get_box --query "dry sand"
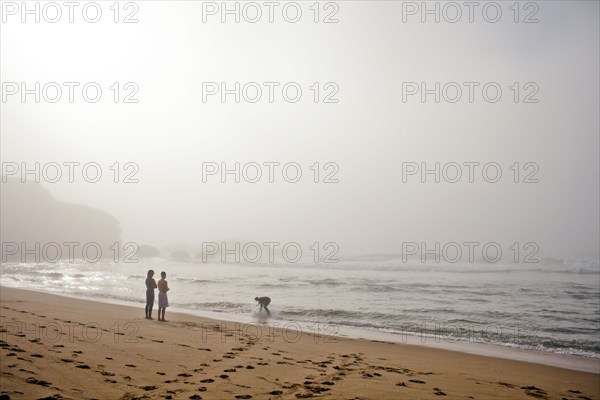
[0,287,598,400]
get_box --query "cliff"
[1,178,122,262]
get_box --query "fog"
[1,1,598,259]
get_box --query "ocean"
[1,256,598,363]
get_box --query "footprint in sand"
[409,379,426,384]
[25,377,51,387]
[567,390,592,400]
[224,369,236,373]
[188,395,202,399]
[75,365,91,369]
[520,386,548,399]
[18,369,36,374]
[219,375,229,379]
[140,385,157,391]
[235,395,252,399]
[498,382,515,388]
[200,379,214,383]
[177,373,193,377]
[282,384,299,389]
[306,386,330,394]
[433,387,447,396]
[125,364,137,368]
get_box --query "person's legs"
[147,293,155,319]
[160,308,166,321]
[145,292,150,318]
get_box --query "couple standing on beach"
[145,270,169,321]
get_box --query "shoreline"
[2,285,598,374]
[1,286,599,400]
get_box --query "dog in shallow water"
[255,296,271,314]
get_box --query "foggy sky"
[1,1,598,258]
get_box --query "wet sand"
[1,287,598,400]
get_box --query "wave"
[176,301,252,313]
[1,258,598,360]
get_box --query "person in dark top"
[255,296,271,315]
[145,269,157,319]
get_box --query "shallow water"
[1,256,598,360]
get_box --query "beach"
[2,1,599,400]
[1,287,598,400]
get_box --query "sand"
[0,287,598,400]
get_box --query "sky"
[1,1,599,258]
